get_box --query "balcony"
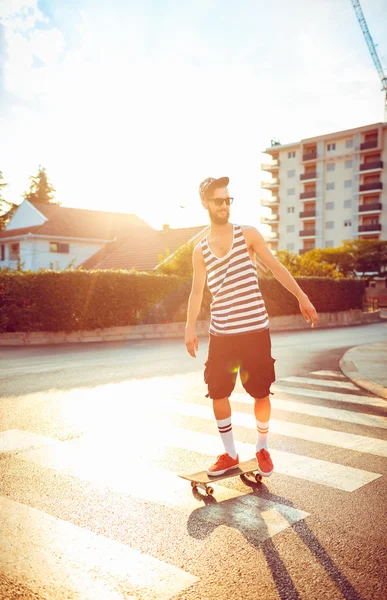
[300,172,317,181]
[261,196,279,207]
[300,228,316,237]
[299,247,315,255]
[360,160,383,171]
[300,210,316,219]
[260,213,279,224]
[360,140,378,151]
[300,190,316,200]
[262,159,280,171]
[262,178,280,189]
[358,224,382,233]
[359,181,383,192]
[359,203,382,213]
[303,151,317,161]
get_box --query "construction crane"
[351,0,387,121]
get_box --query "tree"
[157,243,194,278]
[0,171,18,231]
[276,249,343,278]
[278,240,387,278]
[23,166,58,205]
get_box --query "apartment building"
[260,122,387,254]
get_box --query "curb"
[0,309,382,347]
[340,345,387,400]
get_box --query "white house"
[0,200,208,272]
[0,200,153,271]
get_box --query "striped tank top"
[201,224,269,335]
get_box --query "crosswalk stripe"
[0,495,199,600]
[176,399,387,458]
[271,384,387,409]
[147,427,381,492]
[233,394,387,429]
[310,370,346,379]
[278,376,359,391]
[0,429,57,454]
[12,433,310,543]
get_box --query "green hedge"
[0,270,366,333]
[259,277,366,317]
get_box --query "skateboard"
[179,458,262,496]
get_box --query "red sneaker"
[207,453,239,477]
[256,449,274,477]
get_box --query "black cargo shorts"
[204,328,276,400]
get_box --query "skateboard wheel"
[255,474,262,483]
[206,486,214,496]
[191,481,197,489]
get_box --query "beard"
[209,209,229,225]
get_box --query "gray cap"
[199,176,229,201]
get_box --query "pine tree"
[0,171,17,231]
[23,166,58,205]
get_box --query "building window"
[288,151,296,159]
[345,139,353,148]
[344,220,352,227]
[50,242,70,253]
[287,225,295,233]
[287,188,295,196]
[0,244,5,261]
[287,207,295,213]
[345,159,353,168]
[10,243,20,260]
[327,163,335,172]
[326,182,335,190]
[325,221,334,229]
[287,243,294,251]
[344,180,352,188]
[344,199,352,209]
[326,202,334,210]
[327,143,336,151]
[325,241,334,248]
[287,169,296,178]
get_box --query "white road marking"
[0,429,58,454]
[272,398,387,429]
[0,495,199,600]
[232,393,387,429]
[278,376,359,391]
[177,399,387,458]
[152,427,381,492]
[271,385,387,409]
[310,370,346,379]
[14,436,309,542]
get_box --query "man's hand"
[298,294,319,328]
[185,327,198,357]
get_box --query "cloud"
[0,0,386,228]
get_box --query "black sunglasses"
[210,197,234,207]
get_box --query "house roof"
[0,225,42,239]
[0,201,152,241]
[29,202,152,239]
[82,224,208,271]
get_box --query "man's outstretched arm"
[185,244,207,357]
[244,226,319,328]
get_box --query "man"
[185,176,318,478]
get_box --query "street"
[0,321,387,600]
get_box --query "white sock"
[256,420,269,451]
[216,417,237,459]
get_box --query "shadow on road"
[186,483,365,600]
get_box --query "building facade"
[261,122,387,254]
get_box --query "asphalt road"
[0,321,386,600]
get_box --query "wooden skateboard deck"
[179,458,262,496]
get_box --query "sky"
[0,0,386,230]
